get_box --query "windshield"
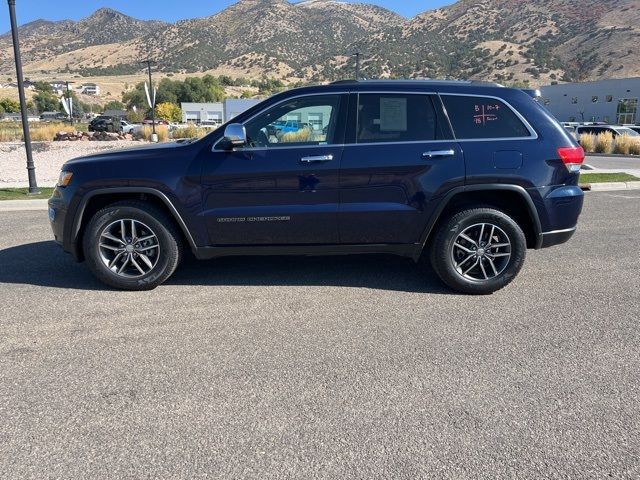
[615,127,640,137]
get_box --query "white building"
[49,82,67,95]
[181,102,224,125]
[540,77,639,124]
[224,99,261,121]
[79,83,100,96]
[181,99,262,125]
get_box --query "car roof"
[267,79,529,102]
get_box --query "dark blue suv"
[48,80,585,294]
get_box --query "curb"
[581,181,640,192]
[585,153,640,159]
[0,199,49,211]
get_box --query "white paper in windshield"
[380,97,407,132]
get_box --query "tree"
[156,102,182,123]
[127,109,145,123]
[252,77,285,95]
[123,76,227,112]
[122,82,148,110]
[33,91,60,113]
[33,81,53,93]
[0,98,21,113]
[103,100,124,111]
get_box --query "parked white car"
[575,125,640,138]
[120,121,138,134]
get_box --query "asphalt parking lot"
[1,192,639,479]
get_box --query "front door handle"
[301,154,334,163]
[422,149,455,159]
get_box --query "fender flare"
[69,187,198,253]
[417,184,544,257]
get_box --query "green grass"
[579,173,640,183]
[0,187,55,200]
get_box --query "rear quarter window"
[442,95,532,139]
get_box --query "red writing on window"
[473,104,500,126]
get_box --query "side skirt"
[193,243,422,261]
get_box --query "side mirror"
[222,123,247,149]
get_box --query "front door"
[201,94,348,246]
[339,92,465,245]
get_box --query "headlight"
[57,171,73,187]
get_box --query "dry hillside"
[0,0,638,87]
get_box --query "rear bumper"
[530,185,583,249]
[540,226,576,248]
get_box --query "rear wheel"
[429,208,526,295]
[83,201,183,290]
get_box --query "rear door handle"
[301,154,334,163]
[422,149,456,159]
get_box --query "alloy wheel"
[98,219,160,278]
[450,223,512,282]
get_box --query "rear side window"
[357,94,442,143]
[442,95,531,139]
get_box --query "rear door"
[338,92,464,244]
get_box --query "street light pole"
[140,59,157,139]
[7,0,39,194]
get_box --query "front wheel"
[83,201,183,290]
[429,208,527,295]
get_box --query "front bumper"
[48,188,71,250]
[48,202,65,244]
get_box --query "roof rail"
[330,79,502,87]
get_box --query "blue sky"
[1,1,454,33]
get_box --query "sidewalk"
[0,199,49,211]
[584,154,640,177]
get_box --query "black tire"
[429,208,527,295]
[83,201,183,291]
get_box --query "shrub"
[613,134,634,155]
[594,131,614,154]
[30,124,65,142]
[629,138,640,156]
[172,124,207,139]
[0,121,87,142]
[138,125,169,142]
[579,133,595,153]
[280,128,312,143]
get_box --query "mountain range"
[1,0,639,86]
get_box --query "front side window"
[441,95,531,140]
[356,93,442,144]
[243,95,342,148]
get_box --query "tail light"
[557,146,585,173]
